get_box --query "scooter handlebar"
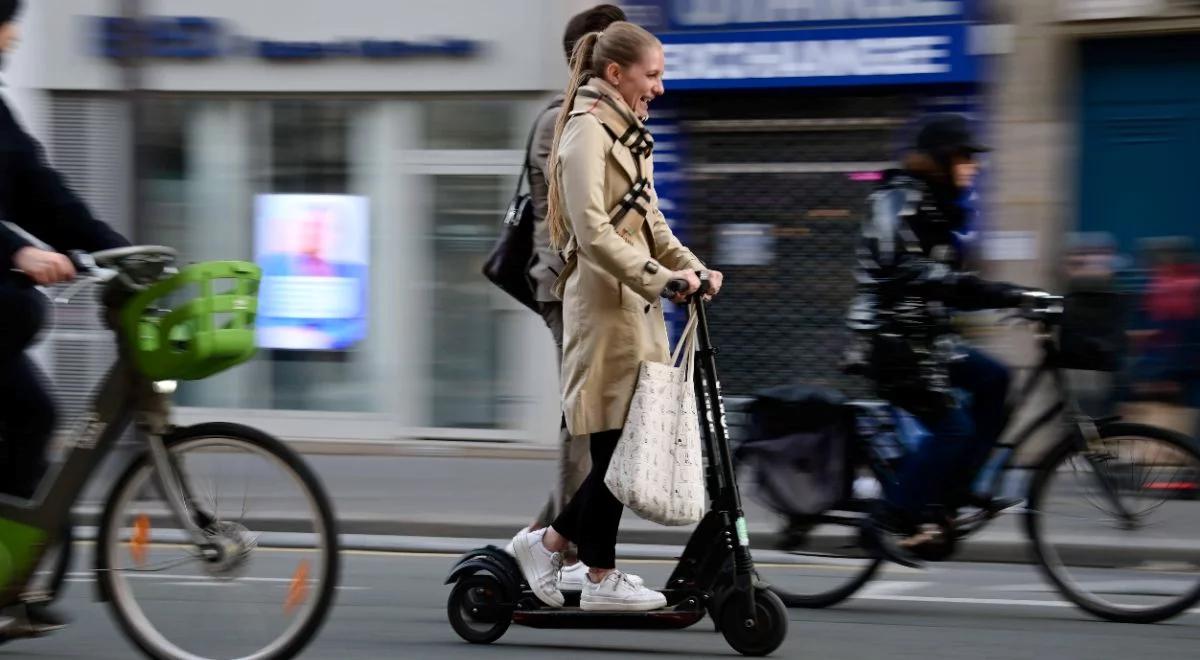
[661,271,711,301]
[662,278,691,299]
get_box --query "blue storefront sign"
[94,16,480,61]
[624,0,980,89]
[661,23,973,89]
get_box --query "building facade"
[9,0,589,444]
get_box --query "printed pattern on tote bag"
[605,313,706,526]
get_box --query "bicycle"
[0,246,340,659]
[756,291,1200,624]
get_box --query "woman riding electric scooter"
[506,19,722,613]
[447,21,788,658]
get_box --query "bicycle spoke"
[1031,426,1200,622]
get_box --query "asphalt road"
[74,452,1200,564]
[11,544,1200,660]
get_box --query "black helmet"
[915,114,989,156]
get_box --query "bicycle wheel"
[759,504,884,608]
[1027,421,1200,623]
[96,423,340,660]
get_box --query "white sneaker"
[557,561,589,591]
[510,528,564,608]
[503,526,531,556]
[580,570,667,612]
[557,562,644,591]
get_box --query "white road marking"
[859,581,927,597]
[854,593,1200,615]
[989,580,1191,595]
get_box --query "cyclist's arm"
[922,272,1026,311]
[861,188,1022,310]
[0,102,130,257]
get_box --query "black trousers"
[0,283,55,499]
[551,429,623,569]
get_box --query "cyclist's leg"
[862,404,973,564]
[0,285,54,500]
[948,348,1012,498]
[892,404,976,521]
[0,355,56,500]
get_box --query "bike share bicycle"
[446,276,789,656]
[0,246,339,659]
[751,291,1200,624]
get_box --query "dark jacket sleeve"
[0,101,130,271]
[859,187,1023,312]
[527,101,566,301]
[0,222,32,269]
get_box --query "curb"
[76,507,1190,566]
[282,439,558,460]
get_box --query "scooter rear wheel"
[719,587,788,657]
[447,574,512,644]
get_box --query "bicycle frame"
[0,359,138,605]
[0,295,210,607]
[812,324,1107,530]
[973,330,1103,500]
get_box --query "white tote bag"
[604,312,706,526]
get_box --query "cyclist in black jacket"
[844,115,1037,563]
[0,0,129,632]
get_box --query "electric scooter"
[445,274,789,656]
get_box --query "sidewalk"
[71,441,1197,564]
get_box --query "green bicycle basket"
[121,261,261,381]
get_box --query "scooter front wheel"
[719,587,788,656]
[447,574,512,644]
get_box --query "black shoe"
[860,514,924,569]
[777,516,816,551]
[0,482,36,501]
[25,602,70,632]
[0,602,71,639]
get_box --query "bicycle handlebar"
[1017,291,1065,323]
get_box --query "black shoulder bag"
[480,102,560,312]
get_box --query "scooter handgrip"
[662,278,690,299]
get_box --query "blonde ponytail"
[545,22,661,251]
[546,31,600,251]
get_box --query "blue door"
[1079,36,1200,248]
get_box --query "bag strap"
[680,312,700,384]
[671,310,700,368]
[510,98,564,202]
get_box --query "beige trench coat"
[553,80,704,437]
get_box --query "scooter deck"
[509,588,708,630]
[512,608,705,630]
